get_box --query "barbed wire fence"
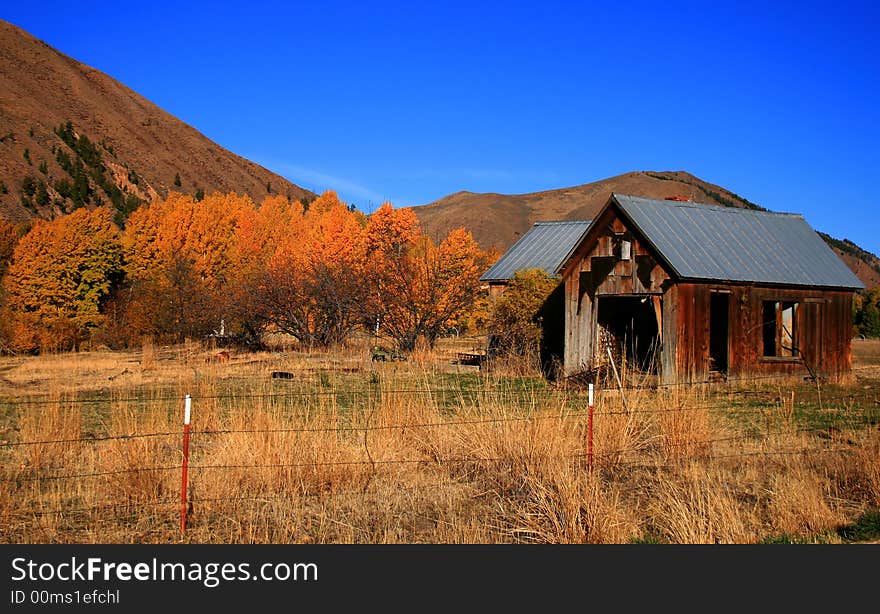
[0,374,878,536]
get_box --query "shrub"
[488,269,559,357]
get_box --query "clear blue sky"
[4,1,879,254]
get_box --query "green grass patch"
[759,531,839,544]
[837,511,880,543]
[629,535,664,544]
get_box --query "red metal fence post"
[180,394,191,536]
[588,383,594,470]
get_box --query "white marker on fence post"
[180,394,192,536]
[588,383,594,470]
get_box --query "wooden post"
[180,394,192,536]
[587,383,594,470]
[606,346,629,412]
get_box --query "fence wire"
[1,374,877,530]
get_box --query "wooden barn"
[482,193,864,383]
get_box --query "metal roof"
[609,193,864,289]
[480,220,592,282]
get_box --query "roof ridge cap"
[613,193,802,218]
[533,219,592,224]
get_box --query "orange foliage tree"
[0,190,492,354]
[224,194,302,347]
[2,207,123,351]
[256,191,369,347]
[368,204,486,350]
[122,192,252,342]
[363,202,421,336]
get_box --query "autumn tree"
[225,194,303,347]
[122,192,252,342]
[2,207,123,351]
[0,188,494,355]
[257,191,369,347]
[121,257,218,342]
[363,202,421,335]
[378,226,485,351]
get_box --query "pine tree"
[35,180,49,206]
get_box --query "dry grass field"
[1,336,878,544]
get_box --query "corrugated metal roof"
[610,193,864,289]
[480,220,592,282]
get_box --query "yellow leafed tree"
[257,191,370,346]
[3,207,123,351]
[122,192,253,341]
[374,219,486,350]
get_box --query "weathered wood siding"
[667,284,853,382]
[562,205,668,374]
[488,283,507,302]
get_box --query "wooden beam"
[652,295,662,343]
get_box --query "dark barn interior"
[596,295,660,372]
[538,282,566,379]
[709,292,729,373]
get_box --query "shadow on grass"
[758,512,880,544]
[836,510,880,543]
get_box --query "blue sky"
[4,1,879,254]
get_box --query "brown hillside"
[414,170,763,250]
[835,251,880,289]
[0,20,312,223]
[415,170,879,290]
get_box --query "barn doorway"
[596,296,660,373]
[709,292,729,373]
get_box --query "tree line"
[2,190,874,357]
[0,191,497,353]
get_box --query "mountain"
[414,170,880,290]
[0,20,313,225]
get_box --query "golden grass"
[1,336,879,544]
